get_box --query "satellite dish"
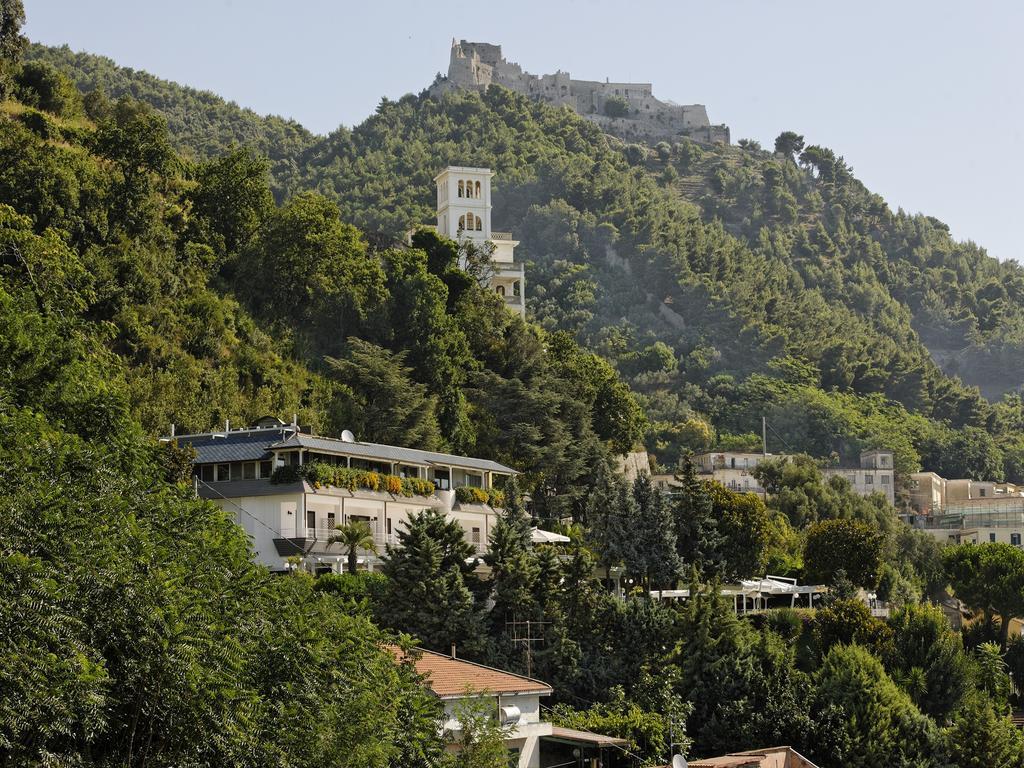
[341,429,356,443]
[672,755,688,768]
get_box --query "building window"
[1013,533,1021,547]
[881,475,890,485]
[260,460,273,478]
[458,180,464,198]
[865,475,874,484]
[496,285,505,296]
[306,509,315,532]
[458,215,465,231]
[991,533,997,542]
[327,512,336,531]
[216,463,231,482]
[474,180,481,198]
[200,464,214,482]
[243,462,256,480]
[980,488,987,497]
[475,214,482,231]
[471,527,481,544]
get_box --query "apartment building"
[918,496,1024,547]
[173,416,516,572]
[659,449,895,503]
[820,449,896,506]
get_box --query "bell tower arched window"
[458,215,465,231]
[474,180,482,199]
[475,214,482,231]
[458,180,464,198]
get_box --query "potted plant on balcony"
[328,520,377,574]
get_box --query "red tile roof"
[391,646,553,699]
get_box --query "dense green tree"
[378,510,483,656]
[774,131,805,159]
[93,97,175,235]
[885,604,971,720]
[0,411,446,767]
[189,146,274,261]
[14,60,81,116]
[326,338,442,449]
[240,192,386,349]
[944,542,1024,650]
[671,458,724,577]
[0,0,25,98]
[633,472,682,589]
[707,481,773,579]
[944,694,1024,768]
[804,518,884,588]
[811,644,940,768]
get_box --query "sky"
[24,0,1024,262]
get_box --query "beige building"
[666,449,895,503]
[435,165,525,317]
[175,417,516,572]
[821,449,896,506]
[918,496,1024,548]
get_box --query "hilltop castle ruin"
[432,40,729,145]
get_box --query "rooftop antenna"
[341,429,356,443]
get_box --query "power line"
[195,478,311,558]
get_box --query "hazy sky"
[25,0,1023,262]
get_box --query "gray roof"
[179,430,288,464]
[177,427,517,475]
[272,433,516,474]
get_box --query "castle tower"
[434,166,524,317]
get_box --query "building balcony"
[491,261,525,277]
[274,527,400,557]
[491,231,514,240]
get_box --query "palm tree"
[328,520,377,574]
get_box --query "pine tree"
[484,476,539,630]
[672,457,725,578]
[632,473,682,590]
[379,510,483,655]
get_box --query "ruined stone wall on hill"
[432,39,730,145]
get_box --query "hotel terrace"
[172,416,516,572]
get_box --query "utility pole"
[762,416,768,456]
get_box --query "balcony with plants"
[271,462,438,498]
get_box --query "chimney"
[451,643,457,659]
[225,419,230,432]
[170,423,175,437]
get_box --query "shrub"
[487,488,505,507]
[603,95,629,118]
[455,486,489,505]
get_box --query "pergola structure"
[650,576,827,614]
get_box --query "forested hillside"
[7,20,1024,768]
[28,41,1024,484]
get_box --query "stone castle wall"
[433,40,729,145]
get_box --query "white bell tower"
[435,166,493,241]
[434,166,524,317]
